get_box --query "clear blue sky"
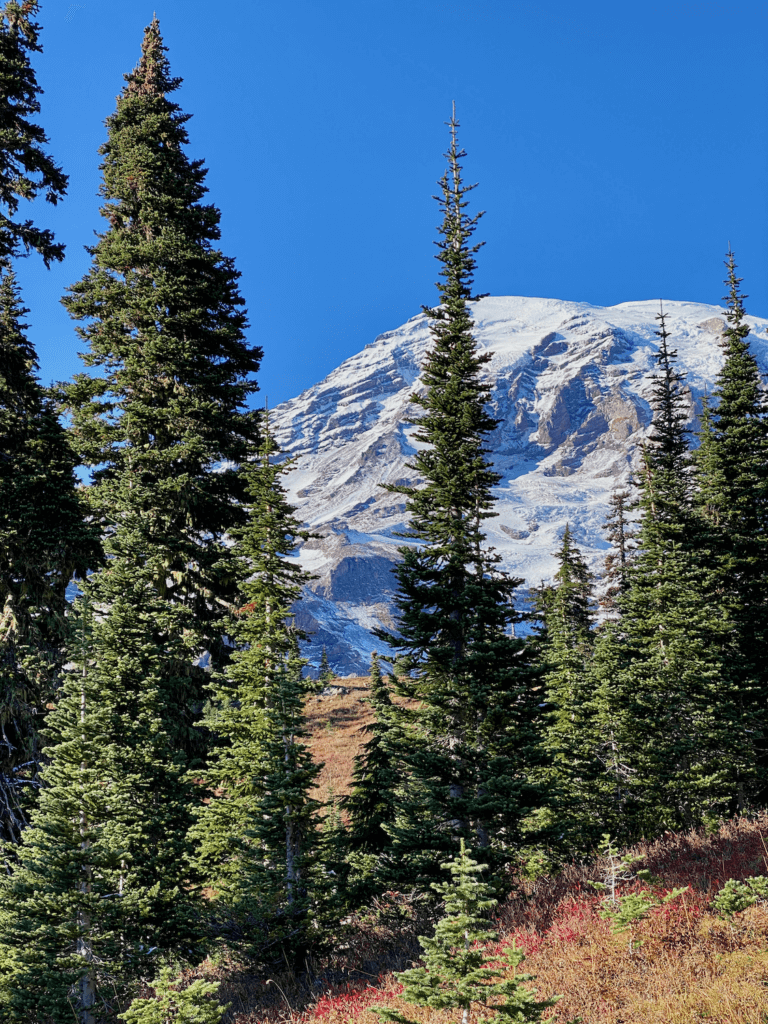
[17,0,768,406]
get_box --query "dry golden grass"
[303,675,373,808]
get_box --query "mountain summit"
[272,295,768,675]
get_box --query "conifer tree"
[378,108,543,885]
[535,526,600,849]
[376,841,557,1024]
[593,307,741,837]
[600,489,635,615]
[319,646,333,685]
[344,653,398,857]
[61,18,261,756]
[0,563,202,1023]
[340,653,401,905]
[191,420,324,968]
[0,0,67,266]
[0,1,95,845]
[0,270,99,847]
[692,252,768,806]
[120,967,227,1024]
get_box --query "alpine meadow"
[0,4,768,1023]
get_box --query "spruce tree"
[378,108,544,885]
[0,563,202,1023]
[0,270,99,847]
[61,17,261,757]
[191,420,324,969]
[376,841,557,1024]
[692,251,768,806]
[0,0,67,266]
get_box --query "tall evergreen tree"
[600,489,635,615]
[344,652,398,857]
[0,0,67,266]
[0,2,94,845]
[534,526,600,850]
[0,271,99,847]
[692,251,768,806]
[592,306,741,838]
[378,108,544,885]
[61,17,261,756]
[191,420,324,969]
[0,563,202,1023]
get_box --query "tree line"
[0,5,766,1021]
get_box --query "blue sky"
[17,0,768,406]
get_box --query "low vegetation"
[155,696,768,1024]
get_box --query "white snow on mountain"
[271,295,768,675]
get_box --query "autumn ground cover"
[304,677,373,807]
[182,678,768,1024]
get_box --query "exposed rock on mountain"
[272,296,768,675]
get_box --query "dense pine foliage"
[61,16,262,758]
[0,7,765,1021]
[0,0,99,851]
[0,271,99,846]
[376,107,545,887]
[192,416,324,969]
[0,0,67,266]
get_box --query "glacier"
[271,295,768,675]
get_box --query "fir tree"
[0,0,93,845]
[0,0,67,266]
[319,646,333,685]
[0,270,99,847]
[378,108,544,885]
[61,18,261,757]
[0,563,203,1023]
[593,306,741,837]
[340,653,401,906]
[120,967,227,1024]
[600,489,635,615]
[535,526,600,849]
[692,251,768,807]
[191,419,324,969]
[344,653,398,856]
[376,841,557,1024]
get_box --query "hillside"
[271,296,768,675]
[167,684,768,1024]
[304,677,373,806]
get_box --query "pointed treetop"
[425,103,486,314]
[647,299,689,461]
[1,1,41,47]
[722,249,750,340]
[0,267,37,387]
[0,0,68,265]
[124,15,181,98]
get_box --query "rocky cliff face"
[272,296,768,675]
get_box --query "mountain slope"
[272,295,768,675]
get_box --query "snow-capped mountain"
[271,296,768,676]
